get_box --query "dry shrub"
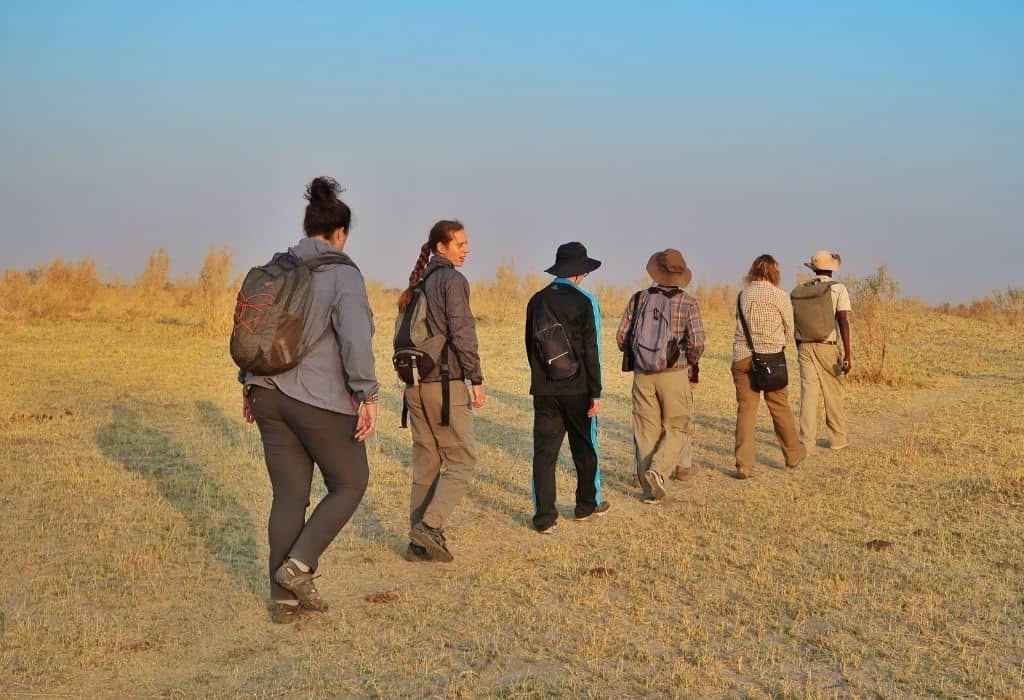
[0,259,100,319]
[692,282,740,318]
[189,247,236,335]
[937,286,1024,325]
[136,248,171,294]
[849,265,904,384]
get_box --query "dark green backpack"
[230,250,356,376]
[791,279,837,341]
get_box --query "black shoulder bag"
[736,293,788,392]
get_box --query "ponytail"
[397,242,432,312]
[396,219,465,312]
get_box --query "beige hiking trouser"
[632,369,693,496]
[406,381,477,531]
[731,356,805,473]
[797,342,848,450]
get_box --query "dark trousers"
[531,394,602,529]
[250,386,369,602]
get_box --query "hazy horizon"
[2,3,1021,303]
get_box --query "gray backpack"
[791,279,837,341]
[230,251,356,376]
[630,287,681,372]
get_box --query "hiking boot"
[642,495,662,505]
[409,522,454,563]
[273,560,329,612]
[576,502,611,520]
[536,522,558,534]
[734,467,755,480]
[404,542,433,562]
[644,469,668,501]
[830,439,852,451]
[269,601,302,624]
[672,464,700,480]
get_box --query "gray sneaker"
[273,560,328,611]
[409,522,454,563]
[644,469,668,501]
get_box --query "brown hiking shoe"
[734,467,755,480]
[269,601,302,624]
[672,464,700,480]
[409,522,454,563]
[273,561,329,611]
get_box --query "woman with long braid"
[399,220,485,563]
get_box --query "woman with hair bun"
[731,254,806,479]
[398,220,485,563]
[240,176,378,623]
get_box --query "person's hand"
[242,388,255,424]
[472,385,486,409]
[354,402,378,441]
[587,399,601,417]
[841,357,852,375]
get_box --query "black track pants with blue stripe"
[531,393,602,529]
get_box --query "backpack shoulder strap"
[307,251,358,271]
[737,292,755,351]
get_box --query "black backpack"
[531,296,579,380]
[392,268,451,427]
[230,251,356,376]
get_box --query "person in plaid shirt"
[617,249,706,503]
[731,254,806,478]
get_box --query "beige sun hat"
[646,249,692,287]
[804,250,842,272]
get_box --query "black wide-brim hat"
[545,241,602,277]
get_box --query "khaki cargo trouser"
[731,356,805,473]
[406,381,477,531]
[797,342,848,450]
[632,369,693,496]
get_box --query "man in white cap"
[791,250,852,452]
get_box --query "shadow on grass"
[195,399,245,448]
[197,399,408,555]
[97,405,264,599]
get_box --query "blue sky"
[1,1,1021,301]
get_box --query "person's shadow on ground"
[97,405,264,599]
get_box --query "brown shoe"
[273,560,329,611]
[269,601,302,624]
[631,473,641,488]
[734,467,754,480]
[672,464,700,480]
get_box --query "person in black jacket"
[525,242,610,534]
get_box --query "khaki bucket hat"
[805,250,842,272]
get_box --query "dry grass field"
[1,294,1022,697]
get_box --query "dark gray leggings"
[249,386,369,602]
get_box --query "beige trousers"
[797,342,848,450]
[731,356,805,473]
[405,381,477,531]
[631,370,693,496]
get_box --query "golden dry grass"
[1,297,1022,697]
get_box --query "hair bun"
[305,176,345,206]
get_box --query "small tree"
[136,248,171,294]
[849,265,900,383]
[194,247,236,334]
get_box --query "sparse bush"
[849,265,902,384]
[136,248,171,294]
[190,247,236,335]
[992,286,1024,325]
[0,258,101,319]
